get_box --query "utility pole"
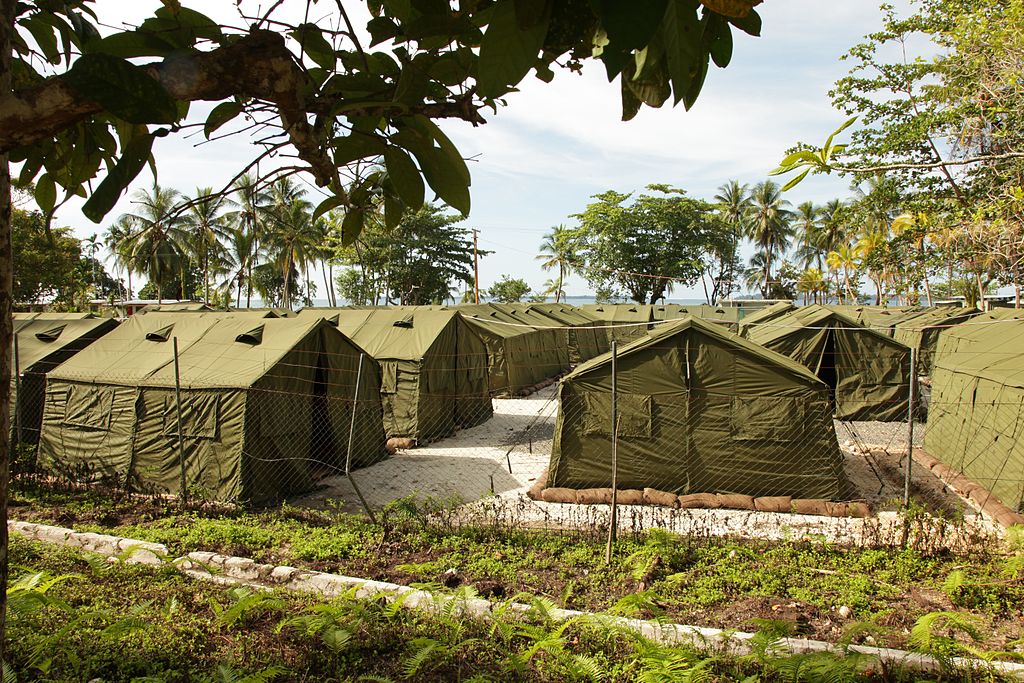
[472,228,480,304]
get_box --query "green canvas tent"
[137,302,214,313]
[38,315,387,504]
[892,307,980,375]
[925,315,1024,511]
[824,305,920,336]
[489,303,571,374]
[455,304,556,394]
[302,308,493,441]
[579,304,654,345]
[10,317,119,445]
[521,303,608,363]
[736,302,795,336]
[745,305,911,422]
[547,317,846,499]
[14,312,97,320]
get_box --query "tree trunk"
[556,264,563,304]
[0,0,16,657]
[236,275,242,309]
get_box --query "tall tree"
[713,180,750,296]
[119,184,187,303]
[793,201,822,269]
[535,225,575,303]
[744,180,795,297]
[573,185,718,304]
[183,186,227,304]
[224,174,269,308]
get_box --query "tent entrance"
[814,327,838,414]
[310,352,341,475]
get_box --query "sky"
[48,0,914,300]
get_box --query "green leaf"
[477,0,550,99]
[383,146,425,209]
[823,116,858,155]
[780,167,810,192]
[204,102,243,139]
[23,15,60,64]
[778,150,819,167]
[86,30,178,58]
[709,19,733,68]
[291,23,337,70]
[384,193,404,230]
[82,132,154,223]
[312,194,347,224]
[64,54,178,124]
[727,8,761,36]
[333,133,387,166]
[661,0,702,105]
[594,0,670,52]
[341,208,365,246]
[34,174,56,213]
[416,146,470,215]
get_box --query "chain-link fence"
[10,313,1024,540]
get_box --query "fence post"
[903,346,916,507]
[606,340,619,564]
[172,336,187,506]
[13,331,21,447]
[345,353,377,523]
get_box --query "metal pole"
[903,347,916,507]
[472,228,480,304]
[172,337,188,506]
[345,354,377,523]
[13,331,22,447]
[606,340,619,564]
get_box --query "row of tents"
[11,302,1024,511]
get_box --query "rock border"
[9,519,1024,679]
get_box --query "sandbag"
[825,502,851,517]
[643,488,679,508]
[541,487,578,504]
[526,472,547,501]
[845,501,871,518]
[576,488,613,505]
[716,493,755,510]
[616,489,646,505]
[677,493,721,509]
[753,496,792,513]
[386,437,416,451]
[791,499,831,516]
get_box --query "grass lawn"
[9,479,1024,673]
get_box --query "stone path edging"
[10,519,1024,679]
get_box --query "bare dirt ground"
[293,386,974,526]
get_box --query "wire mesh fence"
[9,312,1024,543]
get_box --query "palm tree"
[892,211,934,306]
[224,173,269,307]
[262,178,315,309]
[220,227,256,308]
[793,201,822,269]
[713,180,750,293]
[797,267,826,305]
[826,245,860,304]
[744,180,795,297]
[535,225,575,304]
[119,184,188,303]
[855,230,889,305]
[183,187,228,304]
[103,215,135,299]
[542,278,566,302]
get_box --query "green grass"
[10,481,1024,653]
[9,536,1020,683]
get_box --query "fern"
[607,590,664,618]
[213,587,286,628]
[908,610,984,672]
[401,637,442,678]
[204,664,287,683]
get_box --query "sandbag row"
[527,479,871,518]
[913,451,1024,528]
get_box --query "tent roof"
[49,315,342,388]
[523,303,598,326]
[455,304,535,339]
[566,315,823,386]
[13,317,119,371]
[137,302,213,313]
[13,311,97,320]
[746,304,901,348]
[303,308,467,360]
[579,304,653,324]
[933,312,1024,387]
[738,301,795,329]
